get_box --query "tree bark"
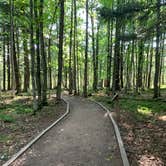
[23,31,30,92]
[69,0,73,94]
[7,38,11,90]
[10,0,21,94]
[3,27,6,91]
[34,0,41,107]
[136,40,144,94]
[83,0,89,97]
[48,38,52,90]
[154,0,161,98]
[30,0,37,112]
[39,0,47,105]
[56,0,65,100]
[112,17,121,93]
[73,0,77,95]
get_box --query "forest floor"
[93,89,166,166]
[11,96,122,166]
[0,92,66,165]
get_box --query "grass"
[0,135,12,143]
[0,96,33,123]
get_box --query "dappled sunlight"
[104,112,109,118]
[137,106,152,116]
[160,85,166,89]
[12,153,27,166]
[139,154,164,166]
[158,115,166,121]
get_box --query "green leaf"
[99,0,113,8]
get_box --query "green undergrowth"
[92,95,166,122]
[0,97,33,123]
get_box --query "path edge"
[91,99,130,166]
[3,98,70,166]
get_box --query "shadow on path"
[12,96,123,166]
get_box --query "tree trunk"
[39,0,47,105]
[30,0,37,112]
[16,27,20,68]
[56,0,65,100]
[73,0,77,95]
[136,40,144,94]
[69,0,73,95]
[48,38,52,90]
[23,31,30,92]
[148,40,153,89]
[83,0,89,97]
[91,14,96,92]
[154,0,161,98]
[34,0,41,107]
[112,17,121,93]
[10,0,21,94]
[3,27,6,91]
[7,38,11,90]
[93,23,100,91]
[106,20,111,94]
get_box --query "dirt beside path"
[0,97,66,165]
[11,96,123,166]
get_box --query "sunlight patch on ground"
[160,85,166,89]
[137,106,152,116]
[158,115,166,121]
[139,154,164,166]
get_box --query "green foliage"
[93,95,166,121]
[99,0,113,8]
[0,114,14,123]
[0,97,33,123]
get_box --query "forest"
[0,0,166,165]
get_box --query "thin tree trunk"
[30,0,37,112]
[73,0,77,95]
[154,0,161,98]
[112,17,121,93]
[120,41,124,89]
[40,0,47,105]
[23,31,30,92]
[93,23,100,91]
[3,27,6,91]
[69,0,73,94]
[106,20,111,94]
[10,0,20,94]
[91,14,96,92]
[16,27,20,67]
[131,40,135,89]
[148,40,153,89]
[136,40,144,94]
[48,38,52,90]
[7,38,11,90]
[56,0,65,100]
[83,0,89,97]
[34,0,41,107]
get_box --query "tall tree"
[23,31,30,92]
[3,27,6,91]
[34,0,41,107]
[154,0,161,98]
[83,0,89,97]
[56,0,65,100]
[30,0,37,111]
[73,0,77,95]
[39,0,47,105]
[69,0,74,95]
[10,0,21,94]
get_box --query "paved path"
[12,96,123,166]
